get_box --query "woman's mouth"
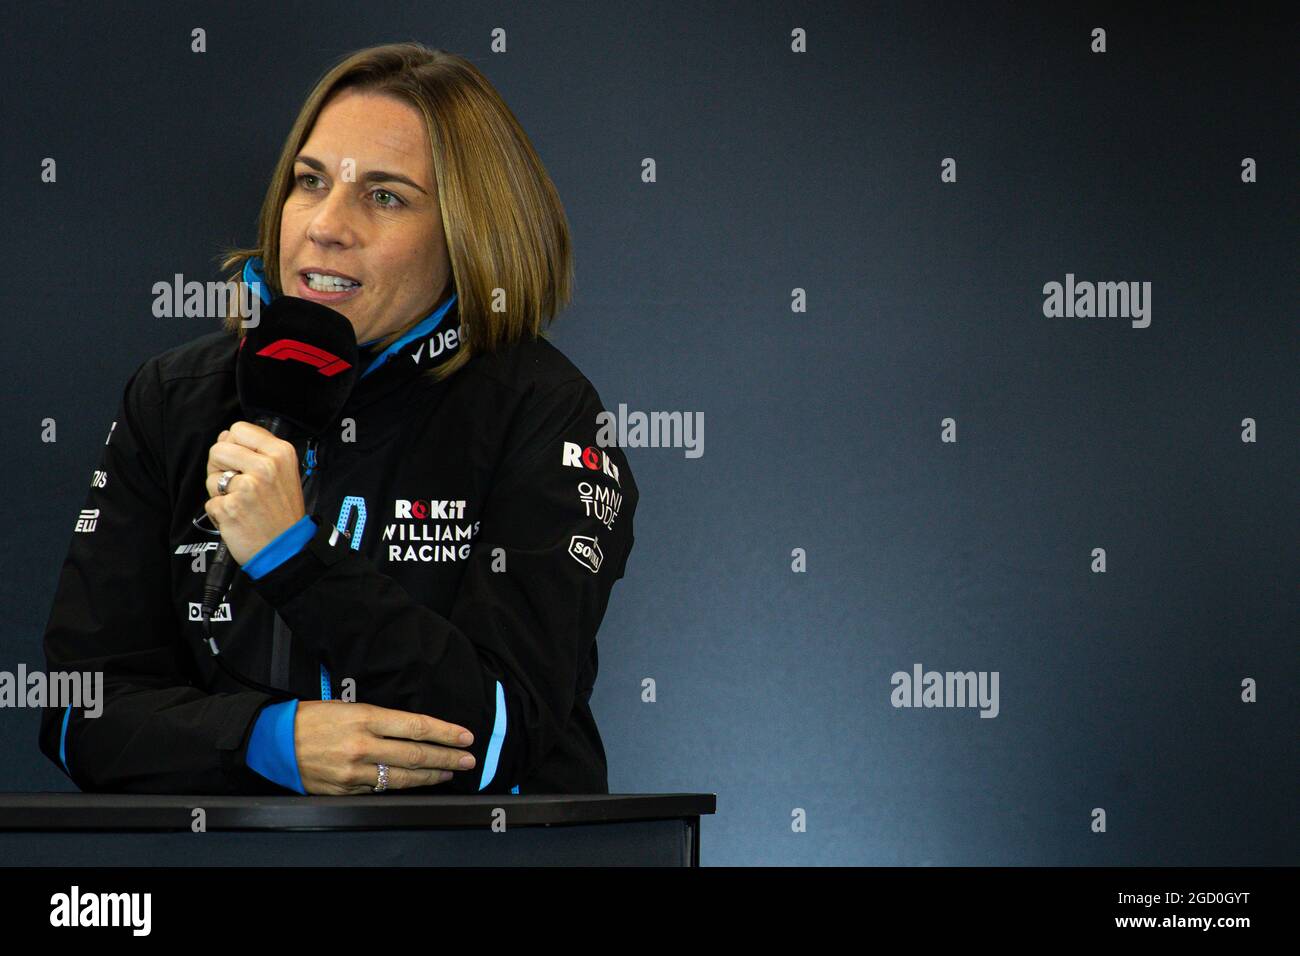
[299,272,363,302]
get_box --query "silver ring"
[373,763,390,793]
[217,470,236,495]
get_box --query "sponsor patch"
[561,441,620,486]
[188,601,231,622]
[577,481,621,530]
[567,534,603,574]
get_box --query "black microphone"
[200,295,359,621]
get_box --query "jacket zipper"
[304,436,335,700]
[267,436,324,694]
[304,436,336,701]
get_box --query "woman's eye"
[294,174,402,209]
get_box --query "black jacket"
[37,301,637,795]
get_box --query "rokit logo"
[382,498,480,563]
[568,535,603,574]
[562,441,620,485]
[397,499,467,520]
[188,602,231,622]
[578,481,621,530]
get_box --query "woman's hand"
[295,700,477,795]
[204,422,307,566]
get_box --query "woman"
[37,43,637,796]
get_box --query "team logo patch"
[578,481,621,530]
[567,535,603,574]
[188,601,231,622]
[561,441,620,486]
[175,542,220,555]
[382,498,479,562]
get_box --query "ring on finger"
[217,470,237,495]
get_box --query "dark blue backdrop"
[2,0,1295,865]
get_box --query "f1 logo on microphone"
[253,339,352,377]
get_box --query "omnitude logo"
[890,663,999,718]
[1042,273,1151,328]
[578,481,622,529]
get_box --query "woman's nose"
[305,186,356,246]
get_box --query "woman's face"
[279,88,451,345]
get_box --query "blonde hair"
[216,42,574,381]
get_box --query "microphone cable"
[201,613,296,702]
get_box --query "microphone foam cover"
[236,295,359,435]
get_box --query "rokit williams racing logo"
[382,499,480,563]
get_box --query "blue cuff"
[478,681,507,791]
[243,515,317,580]
[245,699,305,794]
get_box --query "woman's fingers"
[206,424,293,477]
[343,714,477,793]
[344,764,455,794]
[206,441,267,479]
[308,752,456,795]
[368,738,475,774]
[294,701,477,795]
[363,705,474,750]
